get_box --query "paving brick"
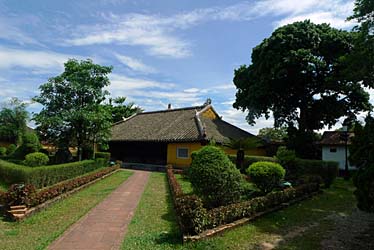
[48,170,150,250]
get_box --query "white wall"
[322,146,355,170]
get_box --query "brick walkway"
[48,170,150,250]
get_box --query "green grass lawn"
[0,170,132,250]
[174,174,193,194]
[121,174,356,250]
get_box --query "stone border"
[21,168,123,220]
[183,191,322,242]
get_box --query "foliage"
[353,165,374,212]
[24,152,49,167]
[0,171,131,250]
[0,146,6,157]
[233,20,371,158]
[285,126,322,159]
[33,59,113,161]
[276,146,296,165]
[258,127,288,141]
[167,165,320,236]
[349,115,374,168]
[294,159,339,188]
[27,165,119,207]
[175,195,208,235]
[95,152,111,161]
[227,154,277,173]
[4,184,36,207]
[109,96,143,123]
[53,147,73,164]
[11,132,41,159]
[189,146,243,207]
[350,115,374,212]
[6,144,16,156]
[0,98,28,145]
[247,161,286,194]
[345,0,374,87]
[0,159,105,188]
[224,137,263,170]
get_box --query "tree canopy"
[0,98,28,145]
[233,20,372,134]
[258,127,288,141]
[33,59,113,161]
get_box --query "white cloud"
[0,46,78,71]
[114,53,156,73]
[65,0,354,58]
[108,73,175,92]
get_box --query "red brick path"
[48,170,150,250]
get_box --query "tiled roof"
[110,105,255,143]
[319,131,354,145]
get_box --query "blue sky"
[0,0,371,134]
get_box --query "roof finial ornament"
[204,98,212,106]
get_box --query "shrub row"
[166,166,320,236]
[95,152,111,161]
[0,159,107,189]
[2,165,119,207]
[228,154,338,187]
[228,155,277,172]
[294,159,338,188]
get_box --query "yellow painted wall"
[201,107,217,119]
[167,142,267,167]
[167,142,203,167]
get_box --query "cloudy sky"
[0,0,368,134]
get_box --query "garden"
[166,145,339,240]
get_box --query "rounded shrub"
[189,146,243,208]
[247,161,286,194]
[24,152,49,167]
[12,132,41,159]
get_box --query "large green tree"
[345,0,374,87]
[0,98,28,145]
[258,127,288,141]
[33,59,113,161]
[233,20,372,157]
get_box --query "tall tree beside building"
[33,59,113,161]
[233,20,372,158]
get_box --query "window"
[330,147,337,153]
[177,147,189,159]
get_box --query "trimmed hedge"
[95,152,111,161]
[24,152,49,167]
[294,159,338,188]
[228,155,277,172]
[0,159,107,189]
[247,161,286,194]
[2,165,119,207]
[167,165,320,236]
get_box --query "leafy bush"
[276,146,297,179]
[3,166,119,208]
[95,158,108,168]
[95,152,111,161]
[54,147,73,164]
[227,155,277,172]
[189,146,243,207]
[0,146,6,157]
[175,195,207,235]
[247,161,286,194]
[24,152,49,167]
[4,184,36,207]
[0,159,104,188]
[353,165,374,213]
[6,144,16,156]
[11,132,41,159]
[294,159,338,188]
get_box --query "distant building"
[319,131,355,170]
[109,103,266,167]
